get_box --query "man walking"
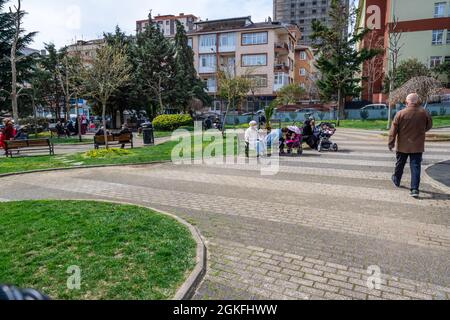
[389,93,433,198]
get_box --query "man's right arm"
[425,112,433,132]
[388,113,400,151]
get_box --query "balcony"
[273,73,289,92]
[274,62,289,73]
[274,42,289,55]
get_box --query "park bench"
[94,133,134,149]
[4,139,54,158]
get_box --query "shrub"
[83,148,132,159]
[318,112,326,120]
[440,107,447,116]
[431,111,438,117]
[152,114,193,131]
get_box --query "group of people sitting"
[0,118,30,155]
[244,118,320,157]
[95,123,133,149]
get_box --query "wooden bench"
[94,133,134,149]
[5,139,54,158]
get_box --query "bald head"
[406,93,420,107]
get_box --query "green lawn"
[0,200,196,300]
[0,135,241,175]
[29,132,92,145]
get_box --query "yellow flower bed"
[83,148,132,159]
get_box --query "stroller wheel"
[333,144,338,152]
[317,144,322,152]
[297,147,303,156]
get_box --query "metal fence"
[225,103,450,125]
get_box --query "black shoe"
[391,175,400,188]
[410,190,420,198]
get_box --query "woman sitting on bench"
[1,119,16,155]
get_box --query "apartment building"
[136,13,198,36]
[66,39,105,66]
[294,45,319,100]
[274,0,350,45]
[188,16,299,113]
[358,0,450,102]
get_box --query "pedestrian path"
[0,129,449,300]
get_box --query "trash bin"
[142,124,154,146]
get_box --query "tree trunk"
[33,96,37,137]
[387,81,394,130]
[76,95,82,142]
[102,100,109,149]
[337,87,344,126]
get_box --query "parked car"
[361,104,388,111]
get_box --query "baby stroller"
[284,126,303,156]
[316,122,338,152]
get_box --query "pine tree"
[134,12,176,118]
[311,0,376,125]
[0,0,36,117]
[173,20,210,113]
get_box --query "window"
[205,78,216,92]
[242,54,267,66]
[432,30,444,45]
[445,56,450,63]
[242,32,268,45]
[447,30,450,44]
[187,38,193,48]
[430,56,442,68]
[200,34,216,48]
[199,54,216,72]
[434,2,446,18]
[219,33,236,49]
[300,83,306,89]
[300,51,306,60]
[299,68,306,76]
[247,75,268,88]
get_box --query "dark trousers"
[394,152,423,191]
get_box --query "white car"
[361,104,388,111]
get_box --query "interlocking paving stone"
[1,130,449,300]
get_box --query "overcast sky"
[11,0,272,49]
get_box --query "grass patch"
[0,135,241,175]
[0,200,196,300]
[29,132,91,145]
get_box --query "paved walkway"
[427,161,450,188]
[1,129,449,300]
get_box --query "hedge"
[152,114,193,131]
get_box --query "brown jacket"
[388,105,432,154]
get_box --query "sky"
[9,0,273,49]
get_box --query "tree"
[264,104,276,130]
[217,70,252,134]
[104,25,141,127]
[39,43,65,120]
[385,16,404,129]
[0,0,36,121]
[84,45,132,148]
[311,0,377,125]
[173,20,210,112]
[274,84,306,106]
[391,59,431,90]
[363,30,384,101]
[432,61,450,83]
[134,13,175,118]
[389,76,444,107]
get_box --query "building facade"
[294,45,319,101]
[187,17,299,113]
[274,0,350,45]
[358,0,450,102]
[66,39,105,66]
[136,13,198,36]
